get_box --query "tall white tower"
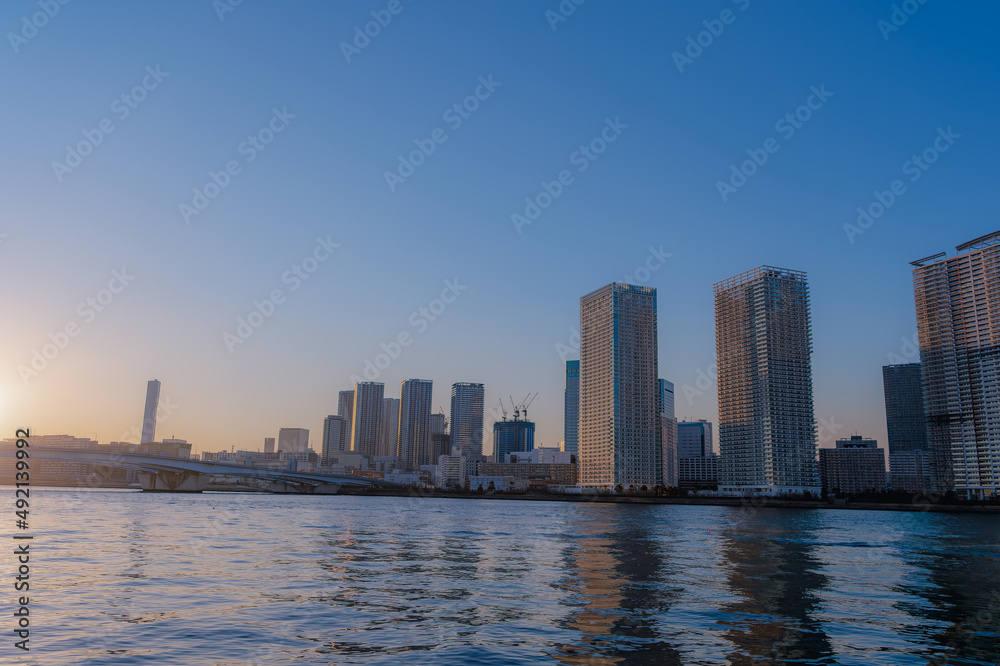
[140,379,161,444]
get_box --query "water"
[7,489,1000,665]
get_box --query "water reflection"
[23,491,1000,664]
[553,506,682,665]
[720,508,834,664]
[901,516,1000,665]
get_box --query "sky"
[2,0,998,455]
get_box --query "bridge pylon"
[138,470,211,492]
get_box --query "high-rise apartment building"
[398,380,433,470]
[661,415,678,488]
[579,283,661,488]
[564,360,580,453]
[351,382,384,458]
[450,383,485,457]
[714,266,819,496]
[380,398,401,459]
[277,427,309,453]
[912,232,1000,498]
[263,437,275,454]
[678,420,714,458]
[338,390,355,444]
[322,415,348,461]
[140,379,161,444]
[882,363,931,492]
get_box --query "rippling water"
[9,489,1000,664]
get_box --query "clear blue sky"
[3,0,998,454]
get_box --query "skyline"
[4,253,989,458]
[3,2,999,455]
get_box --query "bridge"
[3,447,390,494]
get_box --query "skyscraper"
[450,382,485,457]
[661,415,678,488]
[579,283,660,488]
[322,415,347,460]
[493,418,535,463]
[398,379,433,470]
[678,420,714,458]
[379,398,401,458]
[912,232,1000,498]
[678,420,716,491]
[351,382,384,458]
[564,360,580,453]
[659,378,675,419]
[338,390,355,442]
[277,427,309,453]
[430,413,449,462]
[140,379,161,444]
[714,266,819,496]
[882,363,930,492]
[263,437,275,454]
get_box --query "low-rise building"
[678,454,719,490]
[507,447,575,464]
[468,476,528,492]
[478,462,578,486]
[438,453,467,489]
[384,471,427,486]
[820,436,887,495]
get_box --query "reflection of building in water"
[719,514,833,663]
[551,510,681,665]
[908,527,1000,663]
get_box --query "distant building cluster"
[16,234,1000,500]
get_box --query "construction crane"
[498,398,507,421]
[522,392,538,420]
[509,396,519,420]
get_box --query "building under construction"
[912,231,1000,499]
